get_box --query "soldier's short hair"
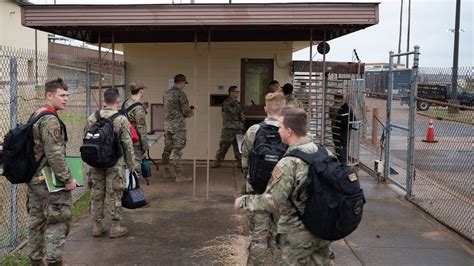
[281,107,307,137]
[104,88,120,104]
[130,81,145,95]
[45,78,68,95]
[228,85,238,94]
[282,83,293,96]
[265,92,285,114]
[267,80,281,93]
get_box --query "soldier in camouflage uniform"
[241,93,286,265]
[86,88,136,239]
[282,83,305,110]
[211,85,244,168]
[162,74,195,182]
[28,78,77,266]
[122,81,150,179]
[236,108,335,266]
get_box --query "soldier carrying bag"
[287,144,365,241]
[248,123,288,194]
[80,111,122,169]
[121,101,142,144]
[1,109,66,184]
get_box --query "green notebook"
[43,157,85,192]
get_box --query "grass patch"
[72,190,91,222]
[1,250,29,266]
[60,112,86,125]
[422,108,474,124]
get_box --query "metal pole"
[397,0,404,65]
[308,29,313,135]
[35,29,38,85]
[405,0,411,67]
[112,32,115,89]
[450,0,461,109]
[86,62,91,117]
[384,51,394,180]
[321,31,327,145]
[9,57,19,247]
[193,32,197,200]
[406,45,420,198]
[98,32,102,107]
[206,30,211,201]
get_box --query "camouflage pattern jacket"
[285,93,305,110]
[163,86,193,133]
[85,108,135,169]
[31,106,71,185]
[222,96,244,129]
[240,138,323,234]
[123,99,150,150]
[241,116,280,193]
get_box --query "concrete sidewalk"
[62,163,473,265]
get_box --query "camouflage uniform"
[241,116,281,265]
[285,93,305,110]
[123,99,150,178]
[239,138,335,266]
[162,86,193,172]
[86,108,135,222]
[28,106,72,264]
[215,96,244,162]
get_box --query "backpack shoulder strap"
[109,112,123,122]
[95,110,101,121]
[125,102,143,113]
[28,111,57,125]
[121,99,128,111]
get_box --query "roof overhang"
[20,3,379,43]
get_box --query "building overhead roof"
[20,3,379,43]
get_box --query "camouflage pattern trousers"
[162,130,187,172]
[246,210,280,265]
[90,165,125,221]
[27,182,72,263]
[133,144,144,178]
[278,231,334,266]
[215,128,242,161]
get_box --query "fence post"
[9,56,19,248]
[362,105,367,140]
[384,51,394,180]
[406,45,420,198]
[372,108,379,145]
[86,62,91,118]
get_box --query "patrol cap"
[130,81,145,91]
[174,74,189,84]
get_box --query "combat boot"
[163,164,175,179]
[211,160,221,168]
[47,261,62,266]
[31,259,45,266]
[92,219,106,237]
[175,171,192,183]
[109,220,128,238]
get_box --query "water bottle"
[141,159,152,178]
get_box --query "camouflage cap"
[130,81,145,91]
[174,74,189,84]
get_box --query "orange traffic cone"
[422,117,438,143]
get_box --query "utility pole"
[449,0,461,114]
[397,0,403,66]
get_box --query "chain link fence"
[0,44,126,260]
[411,67,473,241]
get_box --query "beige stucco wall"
[0,0,48,51]
[124,41,293,161]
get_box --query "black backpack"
[80,111,123,168]
[2,111,66,184]
[287,145,365,241]
[121,100,143,119]
[248,123,288,194]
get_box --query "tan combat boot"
[92,219,106,237]
[175,171,192,183]
[211,160,221,168]
[163,164,175,179]
[109,220,128,238]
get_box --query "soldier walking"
[235,108,335,265]
[162,74,195,182]
[27,78,77,266]
[211,85,244,168]
[122,81,150,178]
[86,88,135,238]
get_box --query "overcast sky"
[31,0,473,67]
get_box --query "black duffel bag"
[122,170,147,209]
